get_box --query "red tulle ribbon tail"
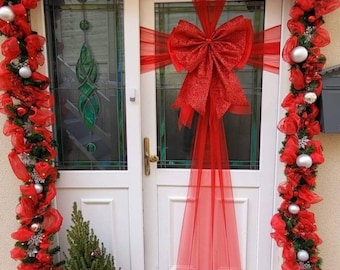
[176,98,241,269]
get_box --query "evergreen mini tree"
[64,202,116,270]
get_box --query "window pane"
[44,0,126,170]
[155,1,264,170]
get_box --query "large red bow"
[168,16,253,126]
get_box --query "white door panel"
[52,1,144,269]
[156,187,259,269]
[55,186,131,269]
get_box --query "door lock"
[144,137,159,176]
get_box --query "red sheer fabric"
[140,27,171,73]
[140,21,281,75]
[140,1,281,269]
[249,25,281,74]
[176,99,241,269]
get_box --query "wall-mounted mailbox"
[319,65,340,133]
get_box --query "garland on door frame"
[0,1,63,269]
[271,1,340,270]
[0,0,339,269]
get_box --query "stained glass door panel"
[44,1,144,269]
[45,0,126,170]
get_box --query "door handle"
[144,137,159,176]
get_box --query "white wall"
[313,9,340,269]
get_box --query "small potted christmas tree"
[64,202,117,270]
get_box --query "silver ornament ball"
[304,92,317,104]
[30,223,41,232]
[288,204,300,214]
[291,46,308,63]
[296,154,313,168]
[34,183,44,194]
[297,250,309,262]
[19,66,32,79]
[0,6,15,22]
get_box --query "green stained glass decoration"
[76,43,100,130]
[80,19,90,31]
[86,143,96,153]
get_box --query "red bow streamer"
[141,1,281,269]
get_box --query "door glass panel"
[155,1,264,169]
[44,0,126,170]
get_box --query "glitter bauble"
[304,92,317,104]
[297,250,309,262]
[0,6,15,22]
[30,223,41,232]
[288,204,300,215]
[34,183,43,194]
[291,46,308,63]
[296,154,313,168]
[19,66,32,79]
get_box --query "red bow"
[168,15,253,126]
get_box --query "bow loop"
[168,20,209,72]
[212,16,253,69]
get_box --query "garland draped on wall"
[0,0,340,269]
[271,1,340,270]
[0,0,63,269]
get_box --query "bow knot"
[168,15,254,126]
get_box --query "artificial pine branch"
[64,202,117,270]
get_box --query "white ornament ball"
[34,183,43,194]
[291,46,308,63]
[19,66,32,79]
[297,250,310,262]
[304,92,317,104]
[288,204,300,215]
[0,6,15,22]
[30,223,41,232]
[296,154,313,168]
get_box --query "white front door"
[48,1,144,270]
[140,1,282,270]
[47,0,283,269]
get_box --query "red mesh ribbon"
[140,1,281,269]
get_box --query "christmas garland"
[0,0,339,269]
[271,1,340,270]
[0,1,63,269]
